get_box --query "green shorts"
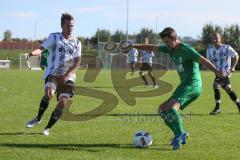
[171,83,202,110]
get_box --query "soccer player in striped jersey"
[128,48,138,75]
[26,13,81,135]
[132,27,226,150]
[206,32,240,115]
[139,38,157,88]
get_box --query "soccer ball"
[133,131,153,148]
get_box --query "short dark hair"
[160,27,177,39]
[61,13,74,27]
[212,32,221,37]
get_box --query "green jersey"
[159,43,202,108]
[159,43,201,85]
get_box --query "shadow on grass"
[226,112,240,115]
[0,132,42,136]
[0,143,172,151]
[187,112,240,116]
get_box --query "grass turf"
[0,69,239,160]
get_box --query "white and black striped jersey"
[41,32,81,82]
[128,48,138,62]
[141,50,154,64]
[206,44,238,76]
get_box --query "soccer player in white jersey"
[139,38,157,88]
[26,13,81,135]
[206,32,240,115]
[128,48,138,75]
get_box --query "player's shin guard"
[168,108,185,137]
[45,107,62,129]
[159,111,178,137]
[36,96,49,121]
[214,89,221,109]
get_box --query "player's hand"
[64,73,71,83]
[230,68,235,73]
[28,52,33,60]
[216,70,226,78]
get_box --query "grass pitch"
[0,69,239,160]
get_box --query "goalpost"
[19,53,41,70]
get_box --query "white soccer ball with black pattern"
[133,131,153,148]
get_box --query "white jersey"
[128,48,138,62]
[141,50,154,64]
[41,32,81,82]
[206,44,237,76]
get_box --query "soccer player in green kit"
[132,27,226,150]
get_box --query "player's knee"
[44,93,53,100]
[58,96,68,108]
[158,103,169,112]
[158,105,163,113]
[59,98,67,106]
[45,89,55,99]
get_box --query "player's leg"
[130,61,135,74]
[158,99,186,150]
[43,94,69,135]
[210,78,221,115]
[147,64,157,88]
[158,84,201,150]
[139,63,148,87]
[43,81,74,135]
[36,88,53,121]
[222,79,240,113]
[158,99,183,137]
[26,78,55,128]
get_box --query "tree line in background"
[2,23,240,51]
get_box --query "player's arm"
[64,56,81,82]
[29,46,45,57]
[198,55,226,78]
[230,53,239,72]
[64,40,82,82]
[132,44,159,52]
[29,33,54,57]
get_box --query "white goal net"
[19,53,41,70]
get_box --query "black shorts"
[214,76,231,88]
[45,74,75,99]
[140,63,152,72]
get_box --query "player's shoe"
[153,84,159,89]
[170,132,189,145]
[209,108,220,115]
[43,128,50,136]
[181,132,189,145]
[172,136,182,150]
[26,118,41,128]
